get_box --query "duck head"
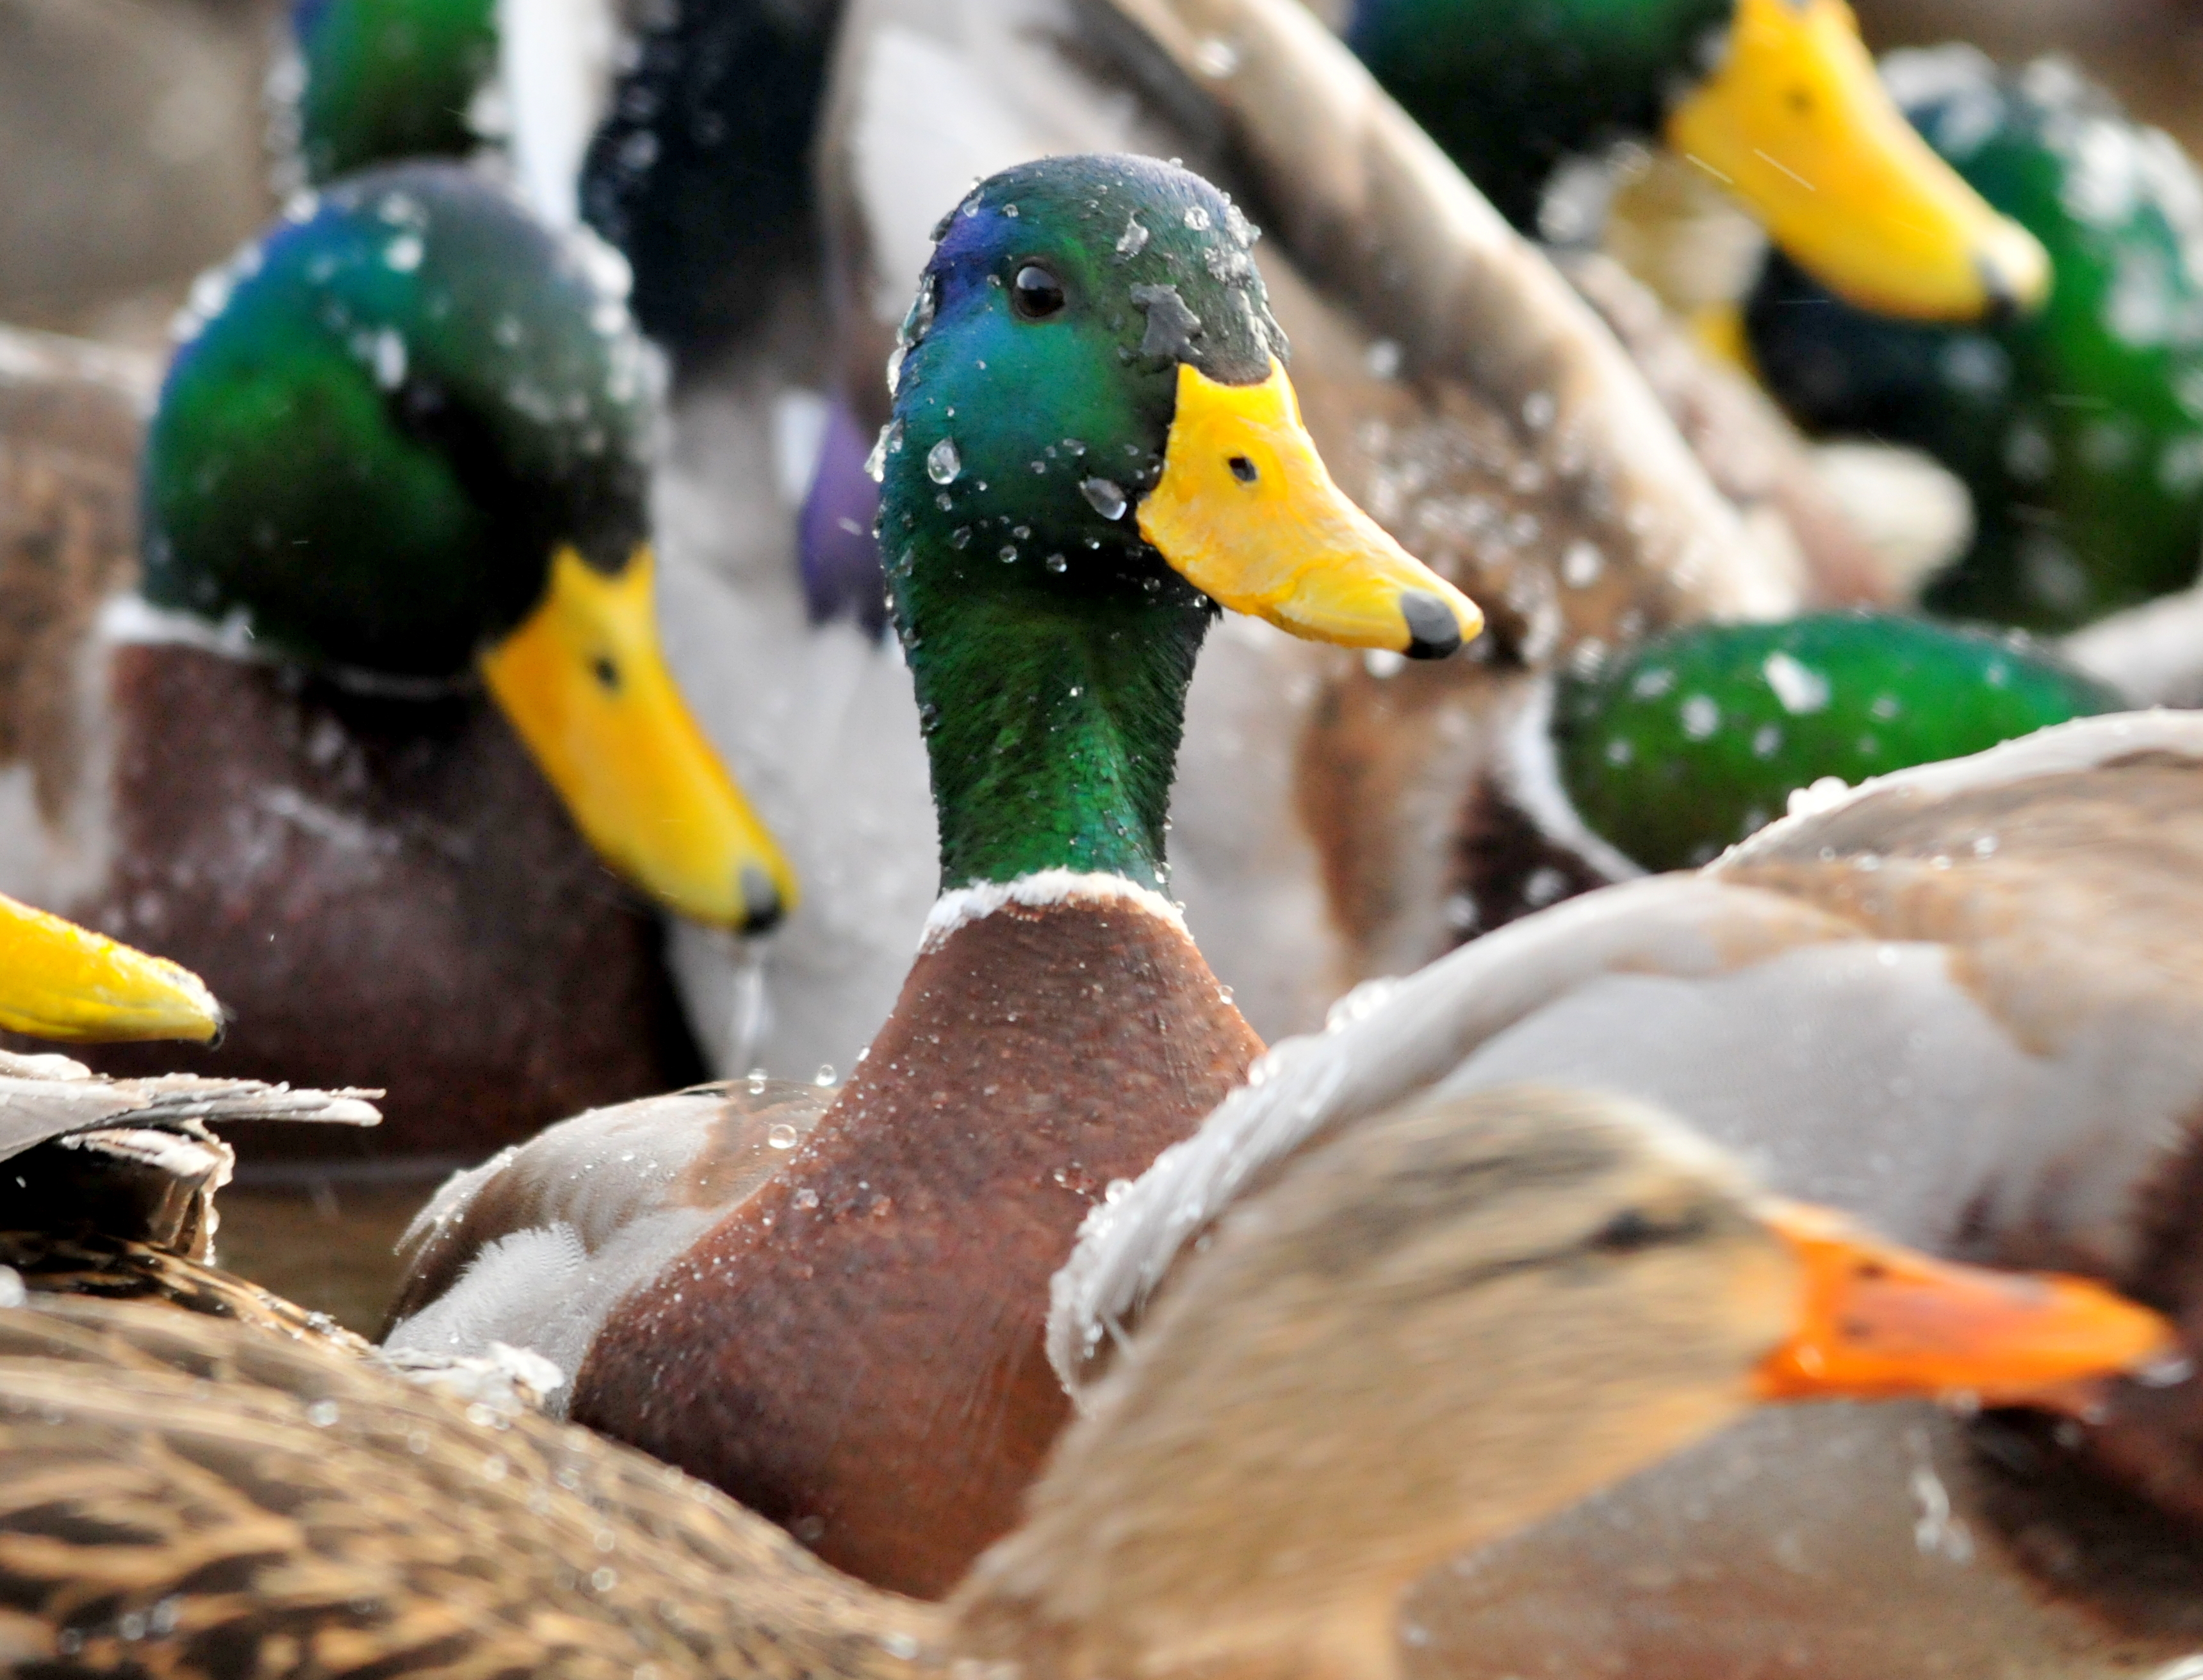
[1348,0,2048,321]
[962,1085,2172,1680]
[287,0,500,186]
[879,154,1480,896]
[142,162,794,932]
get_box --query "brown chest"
[574,893,1263,1597]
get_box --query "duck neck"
[900,551,1211,897]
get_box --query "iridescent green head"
[1551,612,2117,870]
[147,161,648,675]
[288,0,498,186]
[1347,0,2045,322]
[880,155,1479,892]
[1748,49,2203,630]
[143,160,795,931]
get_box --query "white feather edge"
[1497,674,1648,886]
[1715,708,2203,870]
[1046,708,2203,1401]
[921,870,1188,952]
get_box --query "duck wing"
[381,1078,833,1407]
[1056,710,2203,1676]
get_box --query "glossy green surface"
[1347,0,1727,229]
[1554,613,2117,870]
[1747,49,2203,630]
[290,0,498,185]
[144,162,653,677]
[880,156,1283,892]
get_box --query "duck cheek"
[1136,358,1482,656]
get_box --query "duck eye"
[592,656,620,692]
[1011,264,1067,320]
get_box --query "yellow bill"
[1138,359,1482,657]
[480,545,796,933]
[0,892,223,1044]
[1666,0,2049,322]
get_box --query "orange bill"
[1752,1201,2177,1413]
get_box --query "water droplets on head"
[927,437,962,484]
[767,1123,799,1150]
[865,420,903,484]
[1081,478,1129,520]
[1115,215,1150,262]
[1183,206,1212,231]
[384,233,424,273]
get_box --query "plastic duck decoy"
[386,151,1482,1597]
[1058,708,2203,1677]
[0,161,793,1159]
[0,1082,2175,1672]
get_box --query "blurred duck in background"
[1747,46,2203,705]
[1339,0,2049,322]
[0,159,792,1164]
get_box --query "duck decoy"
[1338,0,2047,322]
[387,149,1484,1596]
[1056,708,2203,1677]
[0,1082,2175,1672]
[0,159,794,1161]
[1748,47,2203,635]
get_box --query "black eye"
[1227,455,1258,484]
[1589,1209,1660,1253]
[1011,263,1067,320]
[592,656,620,691]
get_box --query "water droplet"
[1003,203,1020,218]
[1081,477,1129,519]
[865,420,903,484]
[814,1064,836,1086]
[1000,544,1019,563]
[951,526,972,549]
[927,437,962,484]
[1046,553,1067,572]
[1183,206,1212,231]
[768,1123,799,1148]
[794,1187,821,1210]
[1680,694,1720,740]
[1115,215,1149,261]
[307,1399,340,1427]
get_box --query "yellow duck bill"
[0,892,224,1045]
[1666,0,2050,322]
[480,546,797,934]
[1138,359,1482,657]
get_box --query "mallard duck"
[0,160,796,1161]
[0,1082,2174,1673]
[1056,707,2203,1676]
[1339,0,2047,322]
[386,149,1484,1596]
[1748,47,2203,635]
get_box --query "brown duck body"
[0,326,702,1163]
[571,893,1260,1595]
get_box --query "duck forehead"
[928,156,1281,384]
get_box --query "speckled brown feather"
[0,1296,944,1680]
[0,1232,370,1355]
[573,899,1262,1599]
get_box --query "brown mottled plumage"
[0,1088,2162,1680]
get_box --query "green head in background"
[1347,0,2047,322]
[144,161,794,931]
[286,0,499,186]
[1748,50,2203,631]
[1550,612,2116,870]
